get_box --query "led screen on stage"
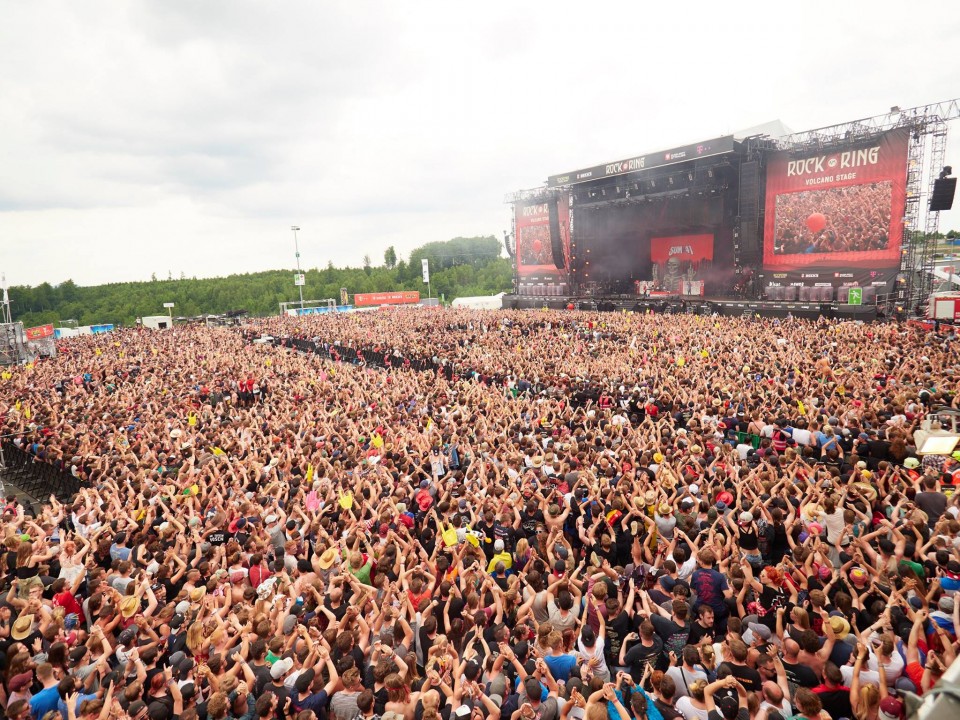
[762,129,908,288]
[650,234,714,292]
[515,194,570,279]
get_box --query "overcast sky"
[1,1,958,288]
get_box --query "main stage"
[504,293,879,321]
[506,100,960,319]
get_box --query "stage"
[506,101,960,320]
[503,293,879,321]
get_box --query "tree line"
[9,236,512,328]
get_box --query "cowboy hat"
[12,614,33,641]
[318,547,338,570]
[120,596,140,618]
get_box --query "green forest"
[9,236,513,328]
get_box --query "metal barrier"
[0,440,82,503]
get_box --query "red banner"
[515,194,570,278]
[763,129,908,272]
[25,324,55,340]
[354,291,420,307]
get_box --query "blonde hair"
[854,683,880,720]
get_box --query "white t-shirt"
[675,697,709,720]
[576,635,608,678]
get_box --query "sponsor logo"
[833,273,854,278]
[786,146,880,177]
[521,204,549,217]
[801,273,820,279]
[772,273,787,279]
[554,175,570,184]
[604,157,645,175]
[665,151,687,161]
[576,171,593,180]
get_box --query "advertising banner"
[25,324,55,340]
[515,194,570,279]
[762,129,908,288]
[353,291,420,307]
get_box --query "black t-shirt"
[263,680,289,710]
[655,698,683,720]
[719,662,761,693]
[781,659,819,689]
[814,687,853,720]
[606,610,636,665]
[624,637,663,682]
[708,709,748,720]
[687,621,716,646]
[207,530,231,546]
[650,614,690,656]
[520,510,545,538]
[252,662,273,696]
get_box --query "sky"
[1,1,958,288]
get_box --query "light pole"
[291,225,304,310]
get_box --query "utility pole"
[292,226,305,310]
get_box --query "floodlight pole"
[292,226,305,310]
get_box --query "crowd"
[0,307,959,720]
[773,183,892,255]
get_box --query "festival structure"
[505,100,960,320]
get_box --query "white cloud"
[0,0,957,287]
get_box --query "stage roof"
[547,136,736,189]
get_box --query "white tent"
[451,293,505,310]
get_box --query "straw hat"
[318,547,339,570]
[120,596,140,618]
[12,614,34,641]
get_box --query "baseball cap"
[295,668,316,693]
[878,697,903,720]
[743,622,772,645]
[271,657,294,680]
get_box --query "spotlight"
[941,166,954,180]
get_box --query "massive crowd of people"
[1,307,959,720]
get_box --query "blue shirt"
[57,692,97,719]
[544,653,579,682]
[29,686,60,720]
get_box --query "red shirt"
[53,590,85,624]
[249,564,272,589]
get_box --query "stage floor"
[504,294,879,320]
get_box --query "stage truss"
[755,101,959,314]
[0,323,28,367]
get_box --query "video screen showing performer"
[772,181,892,255]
